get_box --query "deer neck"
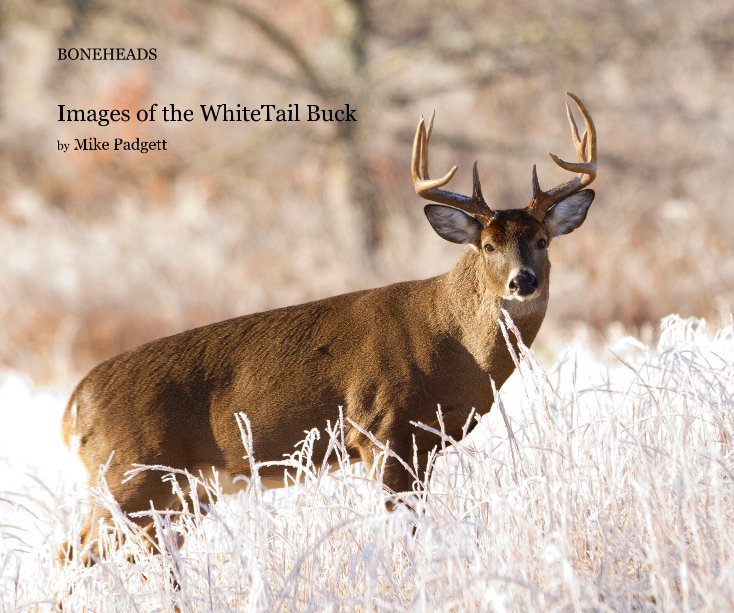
[441,250,548,373]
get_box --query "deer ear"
[544,189,594,237]
[424,204,483,245]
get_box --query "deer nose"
[508,269,538,296]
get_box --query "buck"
[61,93,597,562]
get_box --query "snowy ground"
[0,315,732,611]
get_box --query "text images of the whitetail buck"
[61,93,597,563]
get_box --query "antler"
[527,93,597,220]
[412,111,495,225]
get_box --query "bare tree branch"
[215,0,332,99]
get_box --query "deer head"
[413,93,597,302]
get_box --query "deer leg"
[60,469,186,566]
[382,448,418,511]
[358,434,432,512]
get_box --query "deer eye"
[537,238,547,249]
[483,244,495,254]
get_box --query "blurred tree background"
[1,0,733,383]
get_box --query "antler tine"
[531,164,542,199]
[548,92,597,185]
[566,100,584,161]
[472,161,486,203]
[412,115,457,193]
[425,109,435,143]
[528,93,597,219]
[412,112,495,224]
[419,112,433,182]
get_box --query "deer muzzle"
[507,268,539,299]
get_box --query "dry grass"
[1,315,732,611]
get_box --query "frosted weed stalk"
[1,315,732,610]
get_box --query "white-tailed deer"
[61,93,597,562]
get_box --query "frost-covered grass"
[1,315,733,611]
